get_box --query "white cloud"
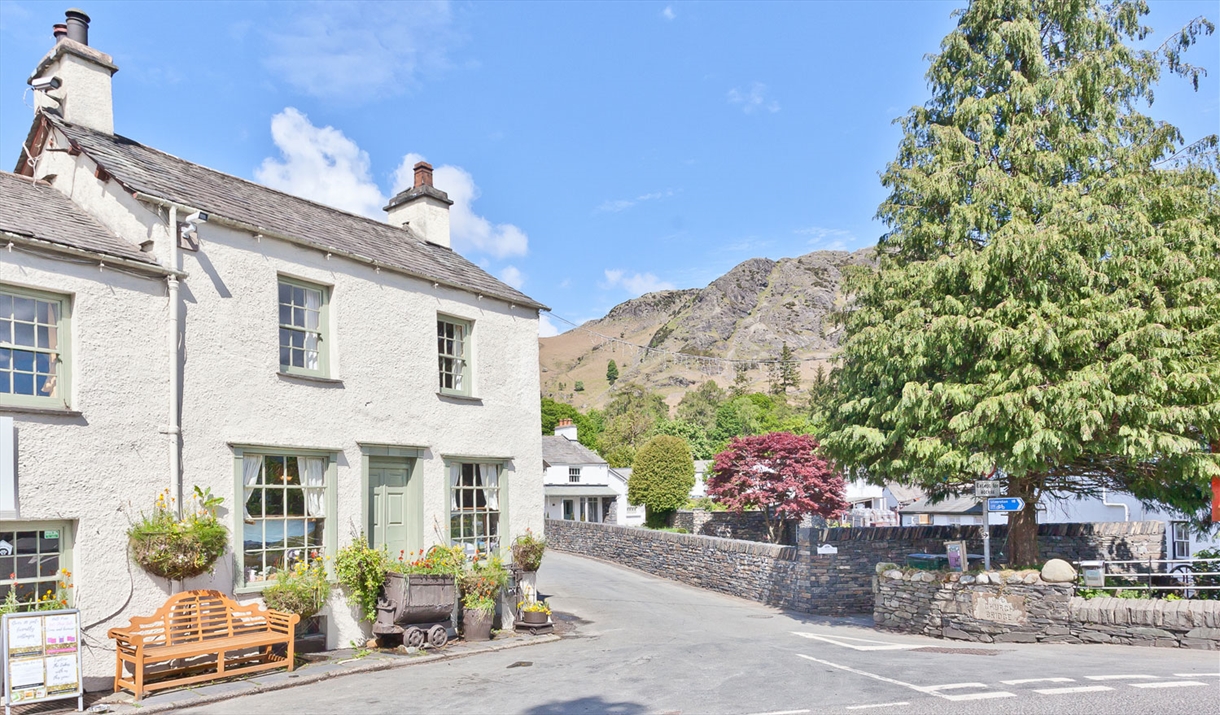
[498,265,525,289]
[391,156,530,258]
[795,226,854,251]
[596,189,674,213]
[727,82,780,114]
[603,269,675,296]
[254,108,387,218]
[263,1,457,100]
[661,6,676,20]
[256,110,529,259]
[538,314,562,338]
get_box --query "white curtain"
[479,464,499,510]
[302,457,325,517]
[304,289,321,370]
[242,456,262,522]
[450,464,460,510]
[452,325,465,391]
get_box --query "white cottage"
[542,420,642,526]
[1,11,546,685]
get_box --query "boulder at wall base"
[1041,559,1078,583]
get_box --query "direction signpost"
[986,497,1025,513]
[974,481,1002,570]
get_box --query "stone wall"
[669,510,794,544]
[547,518,1166,617]
[545,518,798,607]
[875,567,1220,650]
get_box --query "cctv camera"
[184,211,209,224]
[30,76,61,91]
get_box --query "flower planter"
[374,573,456,647]
[462,609,494,642]
[521,610,548,625]
[129,531,225,581]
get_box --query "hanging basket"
[128,521,228,582]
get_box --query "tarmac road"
[187,550,1220,714]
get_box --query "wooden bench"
[108,589,299,700]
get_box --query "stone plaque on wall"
[972,593,1027,625]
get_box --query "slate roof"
[40,115,546,309]
[542,436,606,466]
[0,170,158,266]
[900,495,982,515]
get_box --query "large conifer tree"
[824,0,1218,565]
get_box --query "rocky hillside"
[540,248,874,410]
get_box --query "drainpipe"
[167,206,182,519]
[1101,488,1129,522]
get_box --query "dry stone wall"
[546,519,1166,617]
[668,510,793,544]
[875,568,1220,650]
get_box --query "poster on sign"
[1,609,83,713]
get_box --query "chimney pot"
[413,161,434,188]
[53,24,68,42]
[64,9,90,45]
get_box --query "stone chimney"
[555,419,578,442]
[384,161,453,249]
[28,9,118,134]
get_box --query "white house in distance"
[2,10,545,685]
[542,419,642,525]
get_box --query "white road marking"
[940,692,1016,702]
[792,632,922,651]
[845,704,911,711]
[1033,686,1114,696]
[1001,677,1075,685]
[1084,674,1159,681]
[1131,681,1209,689]
[924,683,987,691]
[1174,672,1220,678]
[795,654,1014,701]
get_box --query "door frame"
[358,443,426,554]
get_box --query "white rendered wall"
[7,131,545,683]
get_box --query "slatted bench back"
[125,590,271,646]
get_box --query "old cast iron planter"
[463,609,494,641]
[521,610,548,625]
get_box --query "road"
[189,551,1220,714]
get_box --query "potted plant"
[459,553,508,642]
[376,546,464,647]
[519,599,551,625]
[128,487,228,581]
[262,556,329,652]
[510,530,546,609]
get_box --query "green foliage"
[540,397,603,450]
[823,0,1220,565]
[334,537,389,622]
[459,554,509,601]
[128,487,228,581]
[598,382,671,466]
[650,418,717,460]
[607,359,619,385]
[462,593,497,613]
[768,343,800,398]
[629,435,696,524]
[388,545,466,576]
[676,381,725,432]
[685,496,727,511]
[262,558,329,620]
[511,529,546,571]
[574,381,585,392]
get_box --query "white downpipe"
[167,205,182,520]
[1101,488,1129,522]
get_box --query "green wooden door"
[369,461,420,557]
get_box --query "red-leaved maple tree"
[708,432,848,543]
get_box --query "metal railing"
[1075,557,1220,597]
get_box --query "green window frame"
[446,461,504,554]
[278,277,329,377]
[231,446,338,593]
[0,284,71,409]
[0,521,74,610]
[437,315,471,396]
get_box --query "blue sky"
[1,1,1215,335]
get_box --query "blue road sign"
[987,497,1025,512]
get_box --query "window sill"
[277,371,344,387]
[437,392,482,404]
[233,582,273,596]
[0,404,83,418]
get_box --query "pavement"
[169,551,1220,714]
